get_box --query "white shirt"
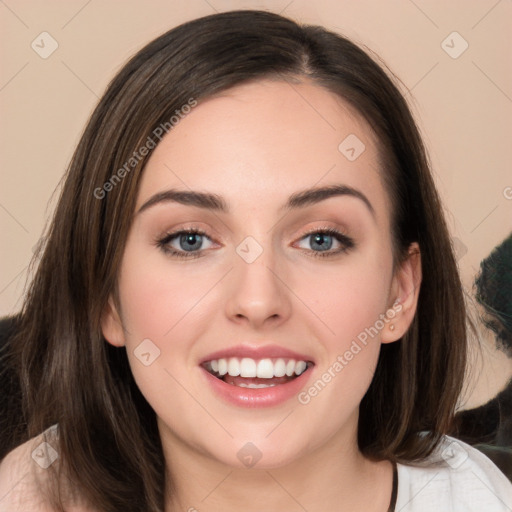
[395,436,512,511]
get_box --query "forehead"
[137,79,388,219]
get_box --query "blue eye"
[176,232,204,252]
[295,228,355,257]
[309,232,334,251]
[156,229,213,258]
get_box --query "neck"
[160,414,393,512]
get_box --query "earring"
[389,324,395,331]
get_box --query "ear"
[101,295,126,347]
[381,242,422,344]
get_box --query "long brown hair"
[5,9,467,511]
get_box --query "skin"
[101,79,422,512]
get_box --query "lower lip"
[200,366,314,408]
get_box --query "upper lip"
[200,344,315,364]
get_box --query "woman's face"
[102,79,416,469]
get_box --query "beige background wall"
[1,0,511,407]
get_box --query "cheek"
[116,248,216,428]
[294,244,393,402]
[302,251,393,346]
[115,243,224,397]
[289,278,389,447]
[117,241,215,341]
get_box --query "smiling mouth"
[202,357,314,388]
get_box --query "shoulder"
[0,425,93,512]
[396,435,512,511]
[0,426,58,511]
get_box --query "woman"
[0,9,510,512]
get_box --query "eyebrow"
[136,184,375,217]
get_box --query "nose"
[225,244,292,330]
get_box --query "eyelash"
[155,227,355,260]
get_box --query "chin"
[206,429,312,470]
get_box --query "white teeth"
[256,359,274,378]
[295,361,307,375]
[285,359,296,377]
[227,357,240,376]
[207,357,310,379]
[240,358,257,378]
[217,358,228,376]
[274,358,286,377]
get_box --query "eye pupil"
[180,233,202,251]
[311,233,332,251]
